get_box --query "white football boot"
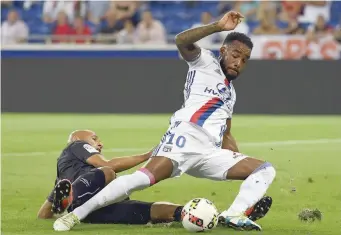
[218,213,262,231]
[53,212,80,231]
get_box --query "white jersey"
[170,48,236,147]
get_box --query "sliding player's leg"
[186,149,275,231]
[52,167,116,214]
[82,200,183,224]
[53,156,175,231]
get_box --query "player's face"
[219,41,251,80]
[82,132,103,153]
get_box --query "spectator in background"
[279,1,303,21]
[117,20,136,44]
[136,11,166,45]
[87,1,110,25]
[109,1,138,24]
[283,18,305,35]
[1,9,29,44]
[253,11,281,35]
[298,1,331,24]
[70,16,92,44]
[23,0,38,10]
[43,0,87,24]
[234,1,259,21]
[191,12,216,47]
[217,1,232,16]
[97,9,123,44]
[256,1,279,21]
[306,15,333,39]
[50,11,72,43]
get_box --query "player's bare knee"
[98,166,116,185]
[256,162,276,181]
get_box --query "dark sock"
[173,206,184,222]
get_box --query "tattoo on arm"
[175,22,220,61]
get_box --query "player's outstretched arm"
[175,23,219,61]
[86,151,152,173]
[222,119,239,152]
[175,11,244,62]
[106,151,152,173]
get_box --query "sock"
[173,206,184,222]
[224,162,276,217]
[73,170,153,220]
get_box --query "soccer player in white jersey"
[54,11,276,232]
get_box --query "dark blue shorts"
[68,168,153,224]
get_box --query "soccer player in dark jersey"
[37,130,184,224]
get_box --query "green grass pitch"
[2,113,341,235]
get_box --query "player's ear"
[219,45,227,56]
[71,135,80,142]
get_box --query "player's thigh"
[149,122,213,181]
[97,166,116,185]
[226,157,265,180]
[82,200,154,224]
[69,169,106,210]
[186,149,257,181]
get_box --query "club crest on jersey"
[216,83,232,102]
[216,83,230,95]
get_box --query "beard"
[219,57,238,81]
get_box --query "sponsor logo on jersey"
[204,87,219,96]
[83,144,98,153]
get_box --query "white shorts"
[152,121,247,181]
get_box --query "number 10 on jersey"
[166,133,187,148]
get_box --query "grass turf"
[2,114,341,235]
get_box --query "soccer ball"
[181,198,219,232]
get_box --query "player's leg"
[52,167,116,214]
[72,156,174,219]
[54,122,201,231]
[53,156,175,231]
[82,200,183,224]
[220,157,275,228]
[186,150,276,231]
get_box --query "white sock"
[73,170,152,220]
[224,162,276,217]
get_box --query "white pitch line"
[2,138,341,157]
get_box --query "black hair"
[223,32,253,49]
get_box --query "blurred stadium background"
[1,1,341,235]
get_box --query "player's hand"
[217,11,244,31]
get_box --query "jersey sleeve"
[186,48,217,69]
[70,141,100,162]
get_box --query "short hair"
[223,32,253,50]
